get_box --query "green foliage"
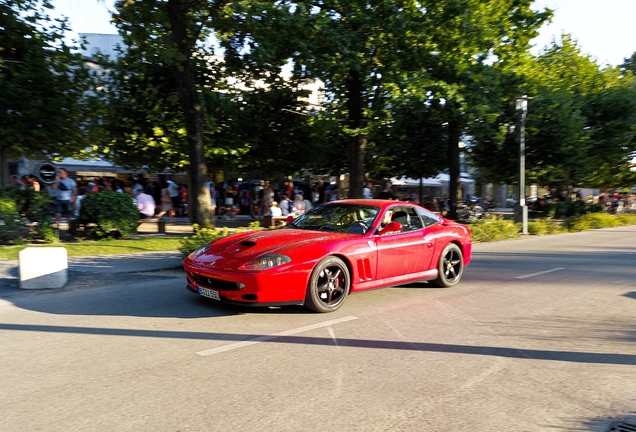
[0,195,21,245]
[566,213,636,231]
[467,216,520,243]
[542,200,603,219]
[78,191,139,239]
[179,224,229,258]
[468,211,636,241]
[179,221,261,257]
[527,219,566,236]
[0,187,54,244]
[0,0,93,168]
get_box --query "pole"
[518,98,529,235]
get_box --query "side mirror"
[378,221,402,236]
[286,215,295,224]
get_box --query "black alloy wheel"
[430,243,464,287]
[305,256,351,313]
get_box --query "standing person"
[251,182,262,219]
[311,183,320,205]
[317,180,327,204]
[148,181,161,214]
[74,186,87,220]
[224,182,235,219]
[378,182,395,200]
[166,176,180,216]
[280,193,295,216]
[293,194,306,215]
[27,175,41,192]
[442,194,450,216]
[51,167,77,228]
[262,180,273,218]
[156,181,175,221]
[180,183,189,216]
[207,181,217,217]
[329,184,341,201]
[10,175,22,188]
[362,182,374,199]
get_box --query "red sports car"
[183,199,472,313]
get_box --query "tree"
[470,36,636,197]
[224,0,550,213]
[222,0,442,197]
[111,0,226,227]
[0,0,91,185]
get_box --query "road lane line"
[196,316,359,356]
[516,267,565,279]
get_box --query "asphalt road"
[1,227,635,431]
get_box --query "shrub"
[543,200,603,219]
[567,212,636,231]
[0,196,21,245]
[179,221,261,257]
[0,187,55,244]
[78,191,139,238]
[468,215,520,243]
[527,219,566,236]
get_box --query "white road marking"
[516,267,565,279]
[196,316,359,356]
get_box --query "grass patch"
[0,236,183,261]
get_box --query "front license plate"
[198,286,220,301]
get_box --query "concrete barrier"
[19,247,68,289]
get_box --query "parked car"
[183,199,472,313]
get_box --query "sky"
[50,0,636,66]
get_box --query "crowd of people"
[9,170,190,227]
[18,169,634,225]
[7,172,432,224]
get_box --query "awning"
[390,177,443,187]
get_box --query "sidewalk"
[0,251,185,294]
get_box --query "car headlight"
[241,254,291,270]
[188,243,211,260]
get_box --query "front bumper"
[183,260,311,305]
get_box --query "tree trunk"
[168,0,213,228]
[0,147,9,187]
[447,120,461,220]
[347,69,366,199]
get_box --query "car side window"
[390,207,424,233]
[415,207,441,228]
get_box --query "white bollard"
[19,247,68,289]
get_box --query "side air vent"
[241,241,257,247]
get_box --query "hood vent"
[241,240,257,247]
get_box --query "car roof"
[327,199,414,210]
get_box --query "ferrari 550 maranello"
[183,199,472,313]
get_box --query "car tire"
[305,256,351,313]
[430,243,464,288]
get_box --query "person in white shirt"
[293,194,306,215]
[270,201,282,216]
[135,188,156,219]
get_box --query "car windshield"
[288,203,380,234]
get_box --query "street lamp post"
[516,95,531,235]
